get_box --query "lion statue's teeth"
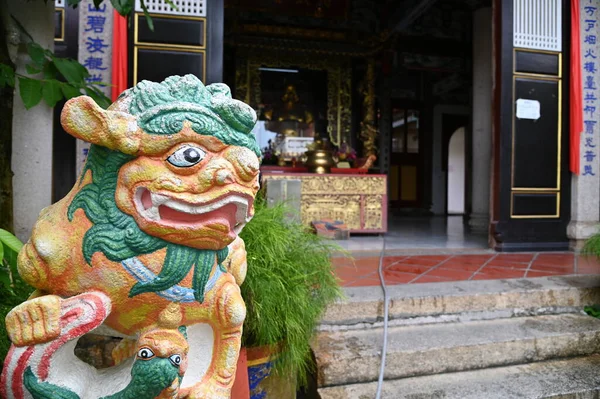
[151,193,170,206]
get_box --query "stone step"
[318,355,600,399]
[321,275,600,328]
[313,313,600,387]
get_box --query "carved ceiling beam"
[388,0,439,33]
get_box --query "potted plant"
[238,196,344,398]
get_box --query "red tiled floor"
[383,270,420,284]
[387,263,435,275]
[441,261,485,272]
[532,254,575,266]
[333,252,600,288]
[486,260,530,269]
[529,264,575,274]
[578,255,600,267]
[344,277,382,287]
[476,266,527,279]
[425,268,474,281]
[382,256,411,267]
[494,253,535,262]
[401,255,451,267]
[452,254,494,262]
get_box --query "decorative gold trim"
[510,75,562,192]
[513,48,562,55]
[262,174,387,231]
[246,355,277,367]
[54,8,65,42]
[511,187,559,192]
[238,24,346,41]
[359,59,377,157]
[235,52,352,146]
[557,75,562,192]
[134,13,207,50]
[512,73,561,81]
[133,46,206,85]
[510,191,560,219]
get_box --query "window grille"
[135,0,206,17]
[513,0,562,51]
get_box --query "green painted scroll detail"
[24,357,182,399]
[125,75,261,156]
[24,368,79,399]
[101,357,182,399]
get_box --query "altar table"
[261,170,387,234]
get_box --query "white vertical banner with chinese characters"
[581,1,600,178]
[76,0,114,178]
[569,0,600,244]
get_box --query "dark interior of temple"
[222,0,491,215]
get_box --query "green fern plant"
[581,234,600,320]
[0,229,34,367]
[583,233,600,259]
[239,197,344,388]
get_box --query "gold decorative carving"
[239,24,347,41]
[302,195,362,229]
[262,174,386,231]
[234,52,352,146]
[364,194,383,229]
[359,59,377,157]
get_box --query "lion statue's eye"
[167,145,206,167]
[169,354,182,366]
[137,347,155,360]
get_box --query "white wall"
[447,127,465,214]
[431,105,470,215]
[5,0,55,241]
[469,6,493,231]
[251,121,278,150]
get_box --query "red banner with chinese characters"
[571,0,582,175]
[111,11,128,101]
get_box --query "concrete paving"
[321,275,600,327]
[314,313,600,387]
[318,355,600,399]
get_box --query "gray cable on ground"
[375,233,389,399]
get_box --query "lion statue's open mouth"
[135,188,253,235]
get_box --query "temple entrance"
[223,0,493,251]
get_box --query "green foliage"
[0,41,111,109]
[0,229,34,365]
[583,232,600,260]
[0,0,182,111]
[582,235,600,321]
[585,304,600,318]
[239,198,344,387]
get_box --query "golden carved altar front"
[261,172,388,233]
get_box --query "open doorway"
[447,127,466,215]
[389,106,422,210]
[224,0,493,252]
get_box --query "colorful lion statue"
[1,75,261,399]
